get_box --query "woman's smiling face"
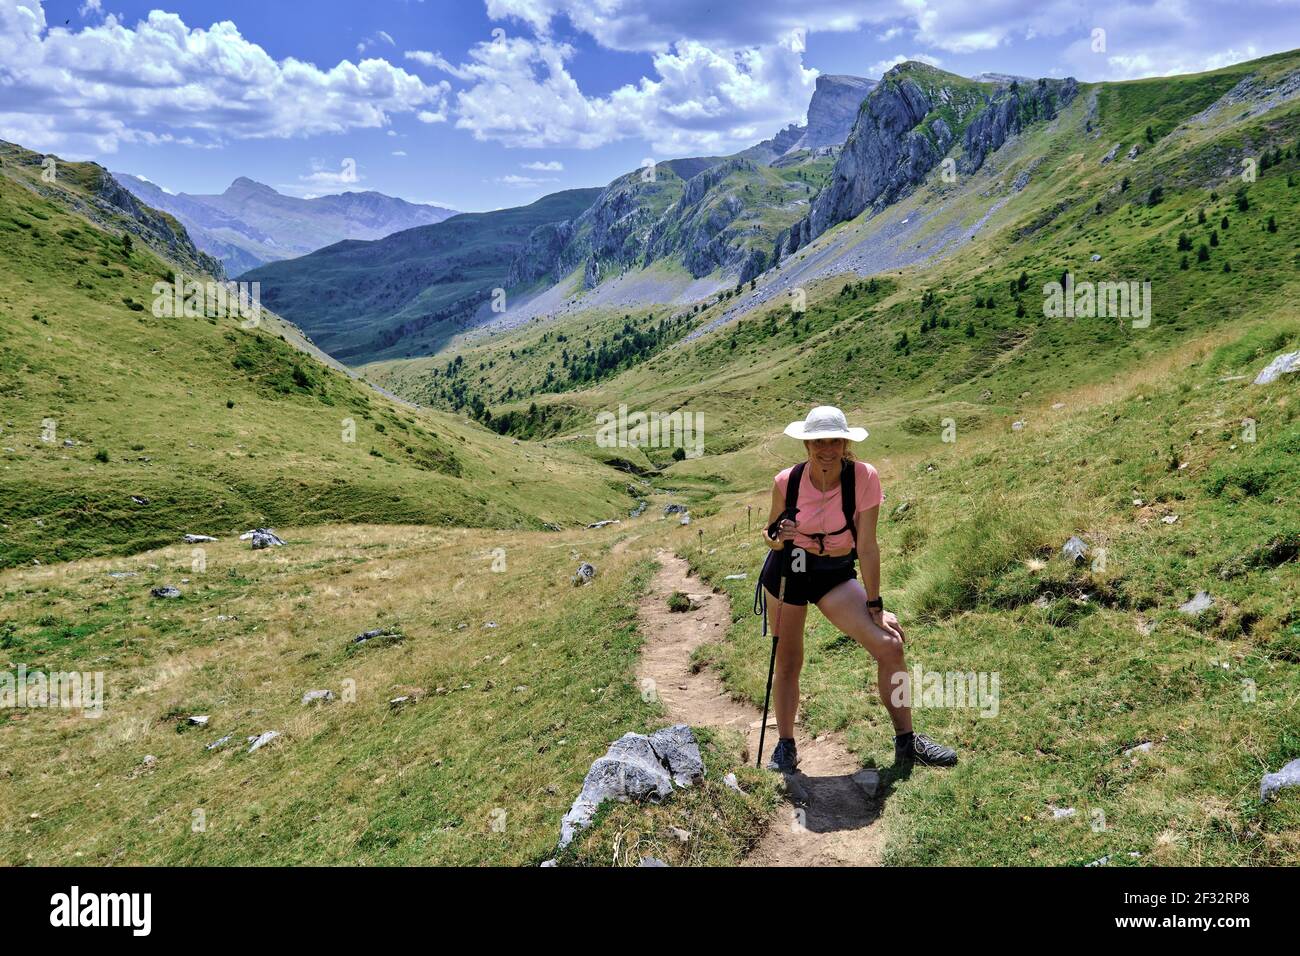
[805,437,846,470]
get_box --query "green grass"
[0,171,635,570]
[0,526,775,865]
[685,317,1300,865]
[2,49,1299,868]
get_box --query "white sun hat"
[783,405,868,442]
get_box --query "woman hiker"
[760,406,958,773]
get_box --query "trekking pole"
[756,588,782,768]
[756,516,794,768]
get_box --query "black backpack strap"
[767,461,805,538]
[841,459,858,548]
[786,460,806,516]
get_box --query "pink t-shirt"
[774,460,883,554]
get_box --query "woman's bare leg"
[816,578,912,734]
[763,588,807,740]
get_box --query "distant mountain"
[510,75,877,292]
[114,173,458,275]
[793,74,878,151]
[242,188,604,362]
[242,75,877,364]
[781,64,1078,257]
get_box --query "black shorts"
[760,551,857,606]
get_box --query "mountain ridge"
[114,173,459,275]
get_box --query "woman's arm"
[857,504,905,641]
[856,504,882,599]
[764,480,793,550]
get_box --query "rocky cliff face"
[793,74,877,151]
[502,74,874,291]
[786,70,946,255]
[91,168,225,279]
[646,159,762,279]
[782,65,1078,258]
[507,219,575,288]
[959,77,1079,174]
[565,172,685,288]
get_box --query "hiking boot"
[895,732,958,767]
[765,737,799,773]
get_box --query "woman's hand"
[870,607,905,643]
[769,518,797,544]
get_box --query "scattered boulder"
[557,725,705,849]
[572,563,596,587]
[1261,758,1300,801]
[1124,741,1154,757]
[1100,143,1121,164]
[587,519,621,529]
[723,772,744,794]
[723,573,748,581]
[244,529,285,549]
[150,585,181,599]
[352,627,402,648]
[679,512,691,526]
[247,731,279,754]
[649,724,705,787]
[183,534,217,543]
[629,501,648,518]
[131,495,150,505]
[639,857,669,867]
[301,690,334,705]
[1011,420,1025,431]
[187,715,210,727]
[1126,144,1141,160]
[663,504,687,515]
[1061,536,1089,564]
[1052,806,1076,820]
[205,735,232,751]
[1253,351,1300,385]
[1090,253,1102,261]
[1178,591,1214,615]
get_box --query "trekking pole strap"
[753,550,773,635]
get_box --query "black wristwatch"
[866,597,884,610]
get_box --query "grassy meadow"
[1,51,1298,867]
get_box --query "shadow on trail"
[777,768,888,836]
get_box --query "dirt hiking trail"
[636,549,885,866]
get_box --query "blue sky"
[2,0,1299,212]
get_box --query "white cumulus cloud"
[445,34,817,154]
[0,1,450,156]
